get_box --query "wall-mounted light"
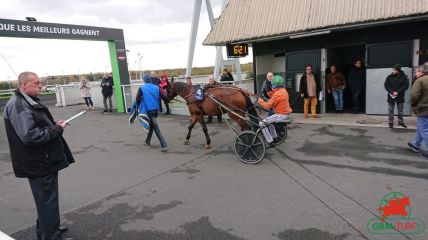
[289,30,331,39]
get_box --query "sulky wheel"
[273,123,287,145]
[273,122,287,145]
[234,131,266,164]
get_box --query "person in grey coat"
[4,72,74,240]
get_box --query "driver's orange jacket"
[257,88,292,114]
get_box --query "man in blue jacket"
[4,72,74,240]
[135,74,169,151]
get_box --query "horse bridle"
[170,84,197,105]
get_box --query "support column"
[413,39,420,70]
[108,40,130,113]
[320,48,327,114]
[186,0,202,77]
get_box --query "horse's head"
[168,82,178,100]
[168,82,191,100]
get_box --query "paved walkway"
[292,113,417,129]
[1,105,426,240]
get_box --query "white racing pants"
[259,114,290,143]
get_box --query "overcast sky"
[0,0,252,80]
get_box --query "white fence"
[55,78,254,115]
[121,79,254,114]
[55,82,116,109]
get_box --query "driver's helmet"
[271,75,285,88]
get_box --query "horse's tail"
[243,94,260,130]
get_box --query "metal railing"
[121,78,254,114]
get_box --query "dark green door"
[285,50,321,113]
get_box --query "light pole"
[7,76,12,90]
[126,49,132,80]
[62,71,66,85]
[45,73,49,86]
[91,68,95,81]
[137,53,143,80]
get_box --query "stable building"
[203,0,428,115]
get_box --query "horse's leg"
[227,112,250,131]
[197,114,211,149]
[185,115,197,145]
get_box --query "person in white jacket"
[80,76,94,110]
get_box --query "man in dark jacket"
[136,74,169,151]
[384,64,409,128]
[326,65,346,113]
[299,65,321,118]
[408,64,428,158]
[220,68,234,84]
[261,72,273,99]
[101,72,114,112]
[348,60,365,114]
[150,71,161,86]
[4,72,74,240]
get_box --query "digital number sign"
[226,43,249,58]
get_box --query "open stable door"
[285,50,321,113]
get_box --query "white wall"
[255,55,273,75]
[366,68,412,115]
[272,56,285,73]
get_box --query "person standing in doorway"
[348,59,365,114]
[326,65,346,113]
[261,72,274,116]
[408,64,428,157]
[261,72,274,100]
[4,72,75,240]
[101,72,114,112]
[299,65,321,118]
[384,64,409,128]
[80,76,94,110]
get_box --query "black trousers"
[351,90,361,112]
[388,101,404,124]
[28,172,61,240]
[159,99,170,113]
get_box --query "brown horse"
[168,82,259,149]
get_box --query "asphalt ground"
[1,104,427,240]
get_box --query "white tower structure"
[186,0,242,81]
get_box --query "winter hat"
[392,64,402,71]
[143,74,152,83]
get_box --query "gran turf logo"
[367,192,425,235]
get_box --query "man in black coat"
[348,60,365,114]
[261,72,274,100]
[299,65,321,118]
[101,72,114,112]
[384,64,409,128]
[4,72,74,240]
[220,68,234,84]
